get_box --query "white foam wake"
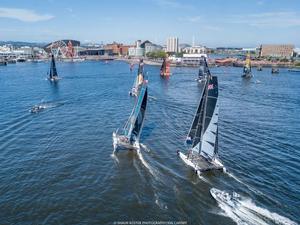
[136,149,155,176]
[140,143,150,152]
[210,188,297,225]
[110,153,119,164]
[197,173,211,184]
[225,171,279,205]
[154,193,168,210]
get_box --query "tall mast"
[199,75,210,154]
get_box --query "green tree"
[146,50,166,59]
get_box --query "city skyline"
[0,0,300,47]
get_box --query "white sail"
[200,99,219,159]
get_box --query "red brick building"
[104,42,133,56]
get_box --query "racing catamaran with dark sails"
[241,53,252,78]
[48,54,59,81]
[160,57,171,77]
[179,58,224,175]
[113,77,148,152]
[129,59,144,97]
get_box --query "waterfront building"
[78,48,106,56]
[104,42,131,56]
[182,45,206,54]
[0,46,35,58]
[128,40,145,57]
[145,43,162,54]
[182,53,208,66]
[259,44,294,58]
[166,37,179,53]
[128,47,144,57]
[19,46,34,57]
[293,48,300,59]
[0,45,13,58]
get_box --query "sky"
[0,0,299,47]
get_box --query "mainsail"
[186,74,219,160]
[242,53,251,77]
[160,57,170,76]
[49,54,58,79]
[124,80,148,143]
[130,60,144,95]
[198,56,209,80]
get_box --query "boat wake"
[140,143,151,152]
[30,101,64,113]
[225,171,280,205]
[210,188,297,225]
[149,95,157,101]
[154,193,168,210]
[226,171,249,188]
[110,153,119,165]
[197,173,211,184]
[136,149,155,177]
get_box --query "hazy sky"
[0,0,299,47]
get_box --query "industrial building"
[259,44,294,58]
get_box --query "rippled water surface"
[0,61,299,225]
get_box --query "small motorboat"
[30,105,46,113]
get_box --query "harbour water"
[0,61,299,225]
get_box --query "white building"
[128,47,144,57]
[182,53,207,66]
[183,45,206,54]
[145,43,162,54]
[166,37,179,53]
[128,40,144,57]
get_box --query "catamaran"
[196,56,209,83]
[257,65,263,71]
[271,66,279,74]
[129,59,144,97]
[178,58,224,175]
[48,54,59,81]
[241,53,252,78]
[160,57,171,77]
[113,78,148,153]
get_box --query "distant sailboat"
[241,53,252,78]
[130,63,134,72]
[113,77,148,152]
[196,56,208,83]
[178,57,224,175]
[129,59,144,97]
[271,67,279,74]
[257,65,263,71]
[48,54,59,81]
[160,57,171,77]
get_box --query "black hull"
[241,73,252,78]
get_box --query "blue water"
[0,61,299,225]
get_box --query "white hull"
[112,132,140,153]
[179,151,224,175]
[179,152,200,174]
[129,89,138,97]
[48,77,60,82]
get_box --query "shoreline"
[3,55,300,69]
